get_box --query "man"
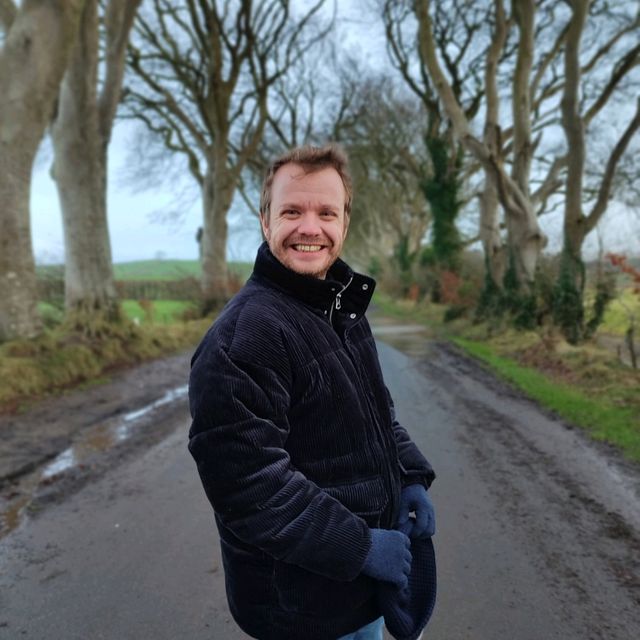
[188,144,436,640]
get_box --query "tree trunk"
[422,134,462,273]
[555,0,590,343]
[0,0,86,341]
[479,178,505,288]
[51,0,134,318]
[478,0,507,297]
[53,137,117,315]
[0,149,41,340]
[560,0,589,275]
[201,161,234,306]
[511,0,535,199]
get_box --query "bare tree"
[478,0,509,290]
[556,0,640,341]
[239,49,432,281]
[410,0,549,294]
[233,45,332,219]
[50,0,142,322]
[337,74,432,276]
[382,0,487,275]
[236,40,365,221]
[0,0,86,341]
[122,0,328,306]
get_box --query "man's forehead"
[272,163,345,199]
[273,161,339,181]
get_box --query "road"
[1,323,639,639]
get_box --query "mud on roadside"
[0,350,194,538]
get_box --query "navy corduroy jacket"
[188,243,435,640]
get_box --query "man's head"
[259,144,353,279]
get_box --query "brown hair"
[259,144,353,219]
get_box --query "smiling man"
[188,144,436,640]
[260,158,347,279]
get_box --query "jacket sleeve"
[188,338,371,582]
[386,386,436,489]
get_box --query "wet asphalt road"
[1,325,639,639]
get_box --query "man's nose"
[297,212,322,236]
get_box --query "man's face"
[261,163,349,279]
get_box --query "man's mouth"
[291,244,324,253]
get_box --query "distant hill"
[114,260,201,281]
[37,260,253,282]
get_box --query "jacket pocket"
[273,561,375,617]
[322,475,388,528]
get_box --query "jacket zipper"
[343,330,398,529]
[328,275,353,324]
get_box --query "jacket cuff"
[398,459,435,490]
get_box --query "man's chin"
[284,256,331,279]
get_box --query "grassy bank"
[374,293,640,463]
[0,306,211,412]
[6,258,256,412]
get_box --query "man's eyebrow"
[277,201,341,212]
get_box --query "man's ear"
[342,212,350,239]
[260,211,270,240]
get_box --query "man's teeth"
[294,244,323,252]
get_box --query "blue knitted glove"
[361,529,412,589]
[396,484,435,539]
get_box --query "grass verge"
[453,337,640,461]
[373,292,640,463]
[0,311,211,413]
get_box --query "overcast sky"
[28,2,639,265]
[31,136,269,265]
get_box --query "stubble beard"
[280,236,339,280]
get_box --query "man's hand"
[396,484,435,539]
[361,529,412,589]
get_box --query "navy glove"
[361,528,412,589]
[396,484,435,539]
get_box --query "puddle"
[42,449,77,479]
[40,385,188,480]
[1,385,188,538]
[372,324,428,335]
[122,386,188,423]
[371,322,433,359]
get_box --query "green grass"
[601,289,640,336]
[38,300,196,326]
[120,300,196,324]
[454,337,640,461]
[37,302,64,326]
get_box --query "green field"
[37,260,253,282]
[114,260,201,280]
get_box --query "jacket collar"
[251,242,375,320]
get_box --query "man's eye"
[320,210,337,217]
[282,210,299,217]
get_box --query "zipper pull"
[335,294,342,310]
